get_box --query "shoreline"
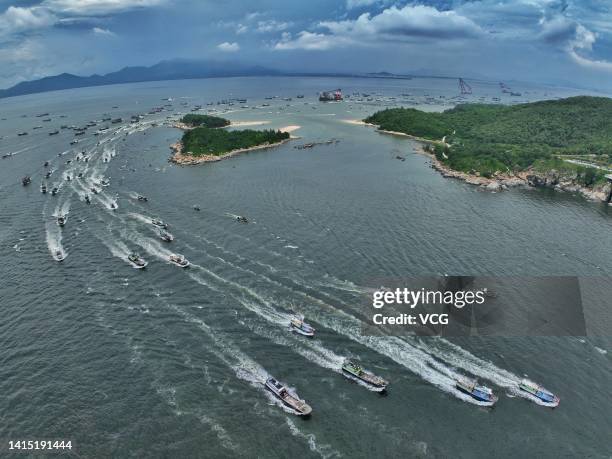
[169,124,300,165]
[172,120,270,130]
[347,119,611,202]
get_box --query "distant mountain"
[0,59,283,99]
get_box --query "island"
[170,114,292,164]
[363,96,612,202]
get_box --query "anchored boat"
[169,254,190,268]
[264,377,312,416]
[519,379,559,407]
[342,361,388,392]
[290,316,315,337]
[455,378,498,405]
[127,252,147,269]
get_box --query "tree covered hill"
[364,96,612,180]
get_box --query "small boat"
[49,130,59,136]
[41,184,47,194]
[45,171,52,178]
[90,187,99,194]
[137,195,148,202]
[169,254,190,268]
[70,139,79,145]
[127,252,147,269]
[151,218,168,229]
[193,205,201,211]
[236,216,248,223]
[55,250,65,262]
[264,377,312,416]
[518,379,560,407]
[18,132,28,136]
[455,378,498,405]
[109,201,118,210]
[342,361,388,392]
[51,187,58,196]
[57,215,66,227]
[43,161,49,167]
[159,230,174,242]
[84,195,91,204]
[22,176,31,186]
[290,316,315,337]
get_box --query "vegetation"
[365,96,612,181]
[180,114,230,128]
[182,127,289,156]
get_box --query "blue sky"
[1,0,612,90]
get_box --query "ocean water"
[0,76,610,458]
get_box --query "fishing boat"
[151,218,168,229]
[342,361,388,392]
[518,379,560,407]
[57,215,66,227]
[55,250,65,262]
[159,230,174,242]
[137,195,148,202]
[290,316,315,337]
[169,254,190,268]
[41,184,47,194]
[22,176,31,186]
[127,252,147,269]
[264,377,312,416]
[51,187,58,196]
[455,377,498,405]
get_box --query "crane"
[459,78,472,95]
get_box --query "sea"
[0,76,610,458]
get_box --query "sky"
[1,0,612,90]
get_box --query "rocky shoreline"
[169,138,293,165]
[350,120,611,204]
[416,145,611,202]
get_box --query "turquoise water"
[0,76,610,458]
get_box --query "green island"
[180,114,231,128]
[365,96,612,186]
[181,127,289,156]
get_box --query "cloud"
[236,23,248,34]
[256,20,291,33]
[274,31,343,50]
[274,5,482,50]
[0,6,56,37]
[217,41,240,52]
[43,0,166,15]
[92,27,115,36]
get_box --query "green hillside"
[364,96,612,181]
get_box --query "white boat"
[264,377,312,416]
[169,254,190,268]
[159,230,174,242]
[290,316,315,337]
[57,215,67,227]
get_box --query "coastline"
[169,124,300,165]
[348,119,611,202]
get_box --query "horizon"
[1,1,612,92]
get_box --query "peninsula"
[363,96,612,202]
[170,114,291,164]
